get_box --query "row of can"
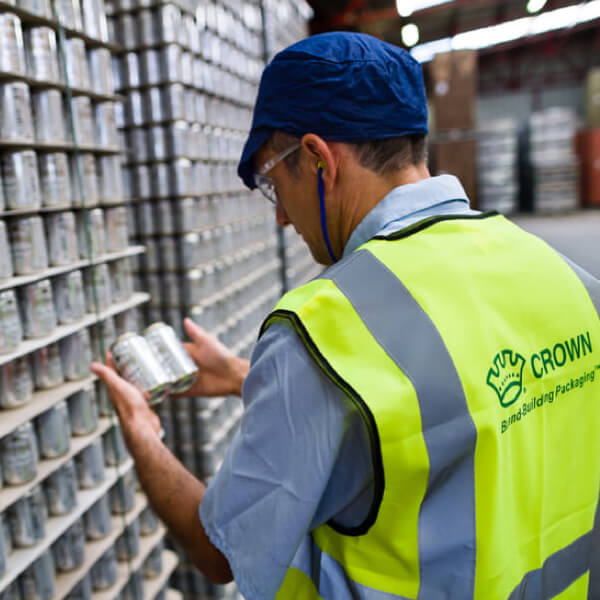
[0,84,119,148]
[170,563,239,600]
[0,13,111,88]
[116,83,252,132]
[0,209,129,277]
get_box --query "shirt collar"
[343,174,470,258]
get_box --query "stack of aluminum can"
[0,1,178,598]
[526,107,580,213]
[477,118,519,214]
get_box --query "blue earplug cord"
[318,166,337,263]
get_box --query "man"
[92,32,600,599]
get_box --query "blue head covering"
[238,31,429,189]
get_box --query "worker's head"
[238,32,429,265]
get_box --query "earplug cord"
[318,165,337,263]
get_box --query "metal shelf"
[0,200,130,219]
[0,139,121,154]
[140,550,179,600]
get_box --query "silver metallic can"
[53,519,85,572]
[154,199,174,235]
[55,0,84,31]
[172,197,198,233]
[136,8,156,46]
[160,273,180,307]
[163,83,185,121]
[1,422,38,486]
[83,263,112,312]
[170,159,192,196]
[62,37,89,89]
[19,549,54,600]
[7,495,37,548]
[2,151,42,210]
[97,155,122,203]
[114,307,138,337]
[90,547,118,591]
[110,333,172,404]
[157,4,180,44]
[122,570,145,600]
[117,14,137,50]
[0,13,26,76]
[167,121,189,158]
[67,384,98,435]
[0,82,34,141]
[70,154,98,207]
[44,459,78,516]
[0,290,22,353]
[135,201,154,236]
[0,221,10,279]
[38,153,71,208]
[158,236,177,271]
[95,378,113,416]
[116,518,140,560]
[0,357,33,408]
[143,322,197,394]
[151,161,170,198]
[125,89,144,126]
[140,49,161,86]
[139,505,159,535]
[89,48,114,95]
[45,211,79,266]
[109,259,133,304]
[94,101,119,148]
[148,125,167,161]
[90,317,115,362]
[75,438,105,489]
[109,470,136,514]
[143,540,163,578]
[70,96,95,146]
[103,424,128,466]
[32,343,64,389]
[59,328,93,381]
[133,164,151,198]
[104,206,128,253]
[36,400,71,458]
[66,574,92,600]
[9,216,48,274]
[32,88,66,143]
[81,0,108,42]
[84,494,111,540]
[23,27,59,82]
[143,86,164,123]
[127,126,149,163]
[77,208,105,257]
[53,270,86,325]
[20,0,51,17]
[18,279,57,339]
[0,513,7,578]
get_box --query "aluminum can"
[104,206,128,253]
[0,514,7,578]
[2,151,41,210]
[144,322,197,393]
[18,279,57,339]
[75,438,105,489]
[70,154,98,207]
[110,333,172,404]
[155,199,174,235]
[55,0,84,31]
[97,156,123,203]
[181,51,193,87]
[66,574,92,600]
[125,90,144,126]
[143,541,163,578]
[0,221,13,279]
[135,201,154,236]
[114,307,137,337]
[53,519,85,572]
[148,125,167,161]
[0,82,34,141]
[172,197,198,233]
[24,27,59,83]
[170,159,192,197]
[45,212,78,266]
[44,459,78,515]
[36,400,71,458]
[94,101,119,148]
[143,86,164,123]
[89,48,114,95]
[1,513,12,558]
[157,4,180,44]
[32,343,64,389]
[7,495,37,547]
[62,38,90,89]
[151,161,170,198]
[109,259,133,303]
[145,274,161,307]
[9,216,48,274]
[134,164,151,199]
[0,13,26,75]
[109,470,136,514]
[2,422,38,486]
[158,236,177,271]
[71,96,95,146]
[163,83,185,121]
[67,384,98,435]
[117,14,137,50]
[38,153,71,207]
[77,208,105,257]
[126,127,148,163]
[0,357,33,408]
[32,89,66,143]
[116,518,140,560]
[137,8,156,46]
[60,328,93,380]
[84,494,111,542]
[53,270,86,325]
[91,547,118,591]
[20,0,51,17]
[19,550,54,600]
[95,378,113,416]
[160,273,180,307]
[139,506,159,536]
[83,263,112,312]
[90,317,115,362]
[81,0,108,42]
[103,424,128,466]
[167,121,189,158]
[122,570,145,600]
[178,233,200,270]
[0,290,22,353]
[122,51,141,89]
[140,49,161,86]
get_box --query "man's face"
[253,144,332,265]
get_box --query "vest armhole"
[260,309,385,537]
[373,210,500,242]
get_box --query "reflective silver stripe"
[588,486,600,598]
[507,531,591,599]
[326,249,477,599]
[560,254,600,319]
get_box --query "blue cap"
[238,31,429,189]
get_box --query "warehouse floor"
[511,210,600,279]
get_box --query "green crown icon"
[486,349,526,407]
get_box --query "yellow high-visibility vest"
[260,213,600,599]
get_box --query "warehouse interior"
[0,1,597,599]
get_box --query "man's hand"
[180,318,249,398]
[90,352,161,446]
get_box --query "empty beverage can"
[140,49,161,86]
[109,259,133,304]
[77,208,105,257]
[75,438,105,489]
[110,470,136,514]
[8,495,38,547]
[66,573,92,600]
[38,153,71,207]
[24,27,59,82]
[0,357,33,408]
[18,279,57,339]
[53,519,85,572]
[32,343,64,389]
[94,101,119,148]
[0,221,13,279]
[103,424,128,466]
[116,518,140,560]
[44,459,78,515]
[2,422,38,485]
[90,317,115,362]
[70,154,99,207]
[32,89,66,143]
[0,290,22,353]
[45,211,79,266]
[0,82,34,141]
[19,549,54,600]
[139,505,159,535]
[70,96,95,146]
[122,570,145,600]
[104,206,128,253]
[53,270,86,325]
[110,333,172,404]
[83,263,112,312]
[143,541,163,578]
[67,384,98,435]
[9,216,48,274]
[97,155,122,202]
[2,150,42,210]
[125,89,144,126]
[59,328,93,380]
[62,38,89,89]
[0,13,26,75]
[88,48,113,95]
[55,0,84,31]
[90,547,118,591]
[36,400,71,458]
[84,494,111,540]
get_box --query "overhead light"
[402,23,420,46]
[527,0,548,14]
[396,0,454,18]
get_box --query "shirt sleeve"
[199,320,374,600]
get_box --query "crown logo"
[486,349,526,407]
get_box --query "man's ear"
[301,134,337,191]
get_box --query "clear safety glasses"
[253,142,301,204]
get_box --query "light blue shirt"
[200,175,476,600]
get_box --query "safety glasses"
[253,142,301,204]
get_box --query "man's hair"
[266,130,428,176]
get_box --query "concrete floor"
[510,210,600,279]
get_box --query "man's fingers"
[90,361,130,395]
[183,317,208,346]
